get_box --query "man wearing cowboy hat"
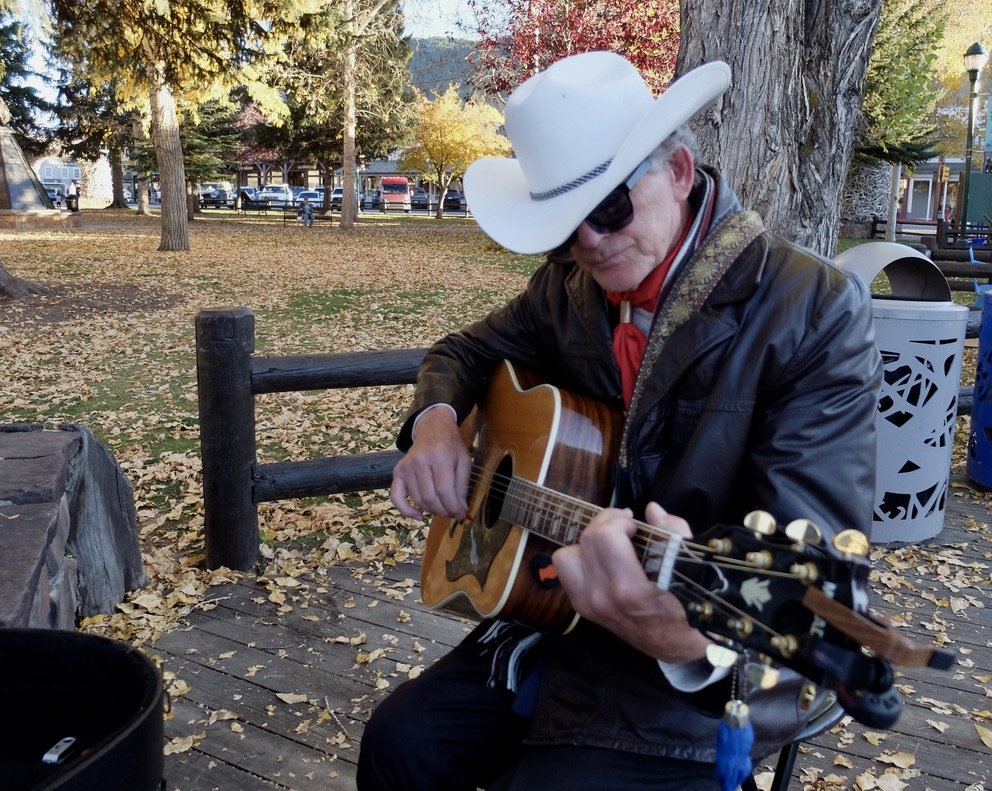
[359,51,880,790]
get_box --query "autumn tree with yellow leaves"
[401,87,510,218]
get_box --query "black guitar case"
[0,628,164,790]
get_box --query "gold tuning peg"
[745,661,780,690]
[785,518,822,545]
[832,529,870,557]
[743,510,777,535]
[798,682,818,711]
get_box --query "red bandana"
[606,221,692,407]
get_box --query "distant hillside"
[409,37,477,98]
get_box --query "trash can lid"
[835,242,952,302]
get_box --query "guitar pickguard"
[443,518,514,586]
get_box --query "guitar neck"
[501,473,679,585]
[502,475,596,545]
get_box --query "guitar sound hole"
[482,455,513,528]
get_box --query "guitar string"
[667,568,787,641]
[461,467,794,643]
[465,466,805,581]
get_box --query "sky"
[402,0,474,38]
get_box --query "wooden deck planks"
[155,477,992,790]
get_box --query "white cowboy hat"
[464,51,732,255]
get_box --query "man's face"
[569,146,695,294]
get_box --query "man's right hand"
[390,407,471,520]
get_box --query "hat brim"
[465,60,732,255]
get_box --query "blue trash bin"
[967,291,992,487]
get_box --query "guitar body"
[421,360,621,633]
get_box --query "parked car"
[201,188,230,208]
[258,183,293,208]
[229,187,261,208]
[198,181,231,198]
[45,186,62,206]
[442,189,465,212]
[363,189,382,210]
[329,187,362,211]
[411,187,429,211]
[296,190,322,204]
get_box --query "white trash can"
[835,242,968,543]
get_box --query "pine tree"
[46,0,293,250]
[0,10,51,157]
[857,0,945,167]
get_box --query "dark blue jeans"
[356,635,720,791]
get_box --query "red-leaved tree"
[467,0,680,98]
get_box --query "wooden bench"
[870,216,937,240]
[238,198,270,215]
[281,206,336,226]
[934,219,992,249]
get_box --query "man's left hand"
[553,502,712,663]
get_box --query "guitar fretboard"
[501,475,599,546]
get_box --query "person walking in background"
[66,179,80,212]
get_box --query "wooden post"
[196,307,259,570]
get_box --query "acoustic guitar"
[420,360,952,727]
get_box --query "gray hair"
[647,125,699,171]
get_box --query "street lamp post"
[959,42,988,238]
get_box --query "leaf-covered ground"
[1,210,537,644]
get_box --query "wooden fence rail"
[195,307,427,570]
[868,217,991,249]
[195,307,984,572]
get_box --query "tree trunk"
[340,0,359,229]
[435,171,452,219]
[108,147,128,209]
[0,262,52,299]
[678,0,882,257]
[885,162,901,242]
[146,55,189,251]
[136,177,150,214]
[317,160,333,212]
[255,163,273,187]
[132,119,151,216]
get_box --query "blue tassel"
[715,701,754,791]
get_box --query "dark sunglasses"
[562,158,652,248]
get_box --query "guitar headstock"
[672,511,932,728]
